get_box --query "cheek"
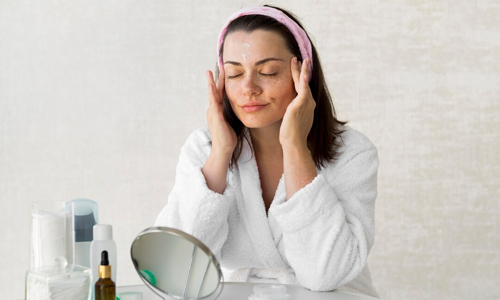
[271,68,293,87]
[224,81,240,97]
[224,85,239,110]
[266,74,295,97]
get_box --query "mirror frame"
[130,226,224,300]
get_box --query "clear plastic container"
[30,201,75,269]
[26,257,91,300]
[68,198,99,268]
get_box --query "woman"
[156,5,379,297]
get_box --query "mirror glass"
[131,227,223,299]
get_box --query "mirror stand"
[131,227,224,300]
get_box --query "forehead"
[222,30,291,61]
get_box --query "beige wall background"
[1,0,499,299]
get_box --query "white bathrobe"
[155,125,379,298]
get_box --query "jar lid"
[248,284,290,300]
[119,291,143,300]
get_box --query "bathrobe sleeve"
[155,127,233,258]
[268,129,378,292]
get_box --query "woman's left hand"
[279,57,316,150]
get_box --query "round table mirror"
[131,227,223,299]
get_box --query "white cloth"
[155,126,379,298]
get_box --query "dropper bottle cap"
[98,250,112,279]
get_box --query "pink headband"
[217,6,313,75]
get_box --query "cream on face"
[222,30,298,129]
[241,43,251,62]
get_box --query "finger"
[291,57,301,91]
[216,67,225,103]
[292,59,314,109]
[300,58,310,84]
[206,70,217,104]
[297,58,311,96]
[206,70,216,86]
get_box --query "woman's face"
[222,29,297,129]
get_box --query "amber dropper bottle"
[95,250,116,300]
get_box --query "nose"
[241,73,262,96]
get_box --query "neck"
[249,122,282,155]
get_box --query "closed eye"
[227,73,276,79]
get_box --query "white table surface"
[117,283,378,300]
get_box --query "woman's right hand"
[205,68,237,156]
[203,68,236,194]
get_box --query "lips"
[241,101,268,112]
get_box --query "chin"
[239,117,282,130]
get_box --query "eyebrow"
[223,57,285,66]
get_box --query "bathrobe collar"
[235,131,288,269]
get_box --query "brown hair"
[218,5,346,169]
